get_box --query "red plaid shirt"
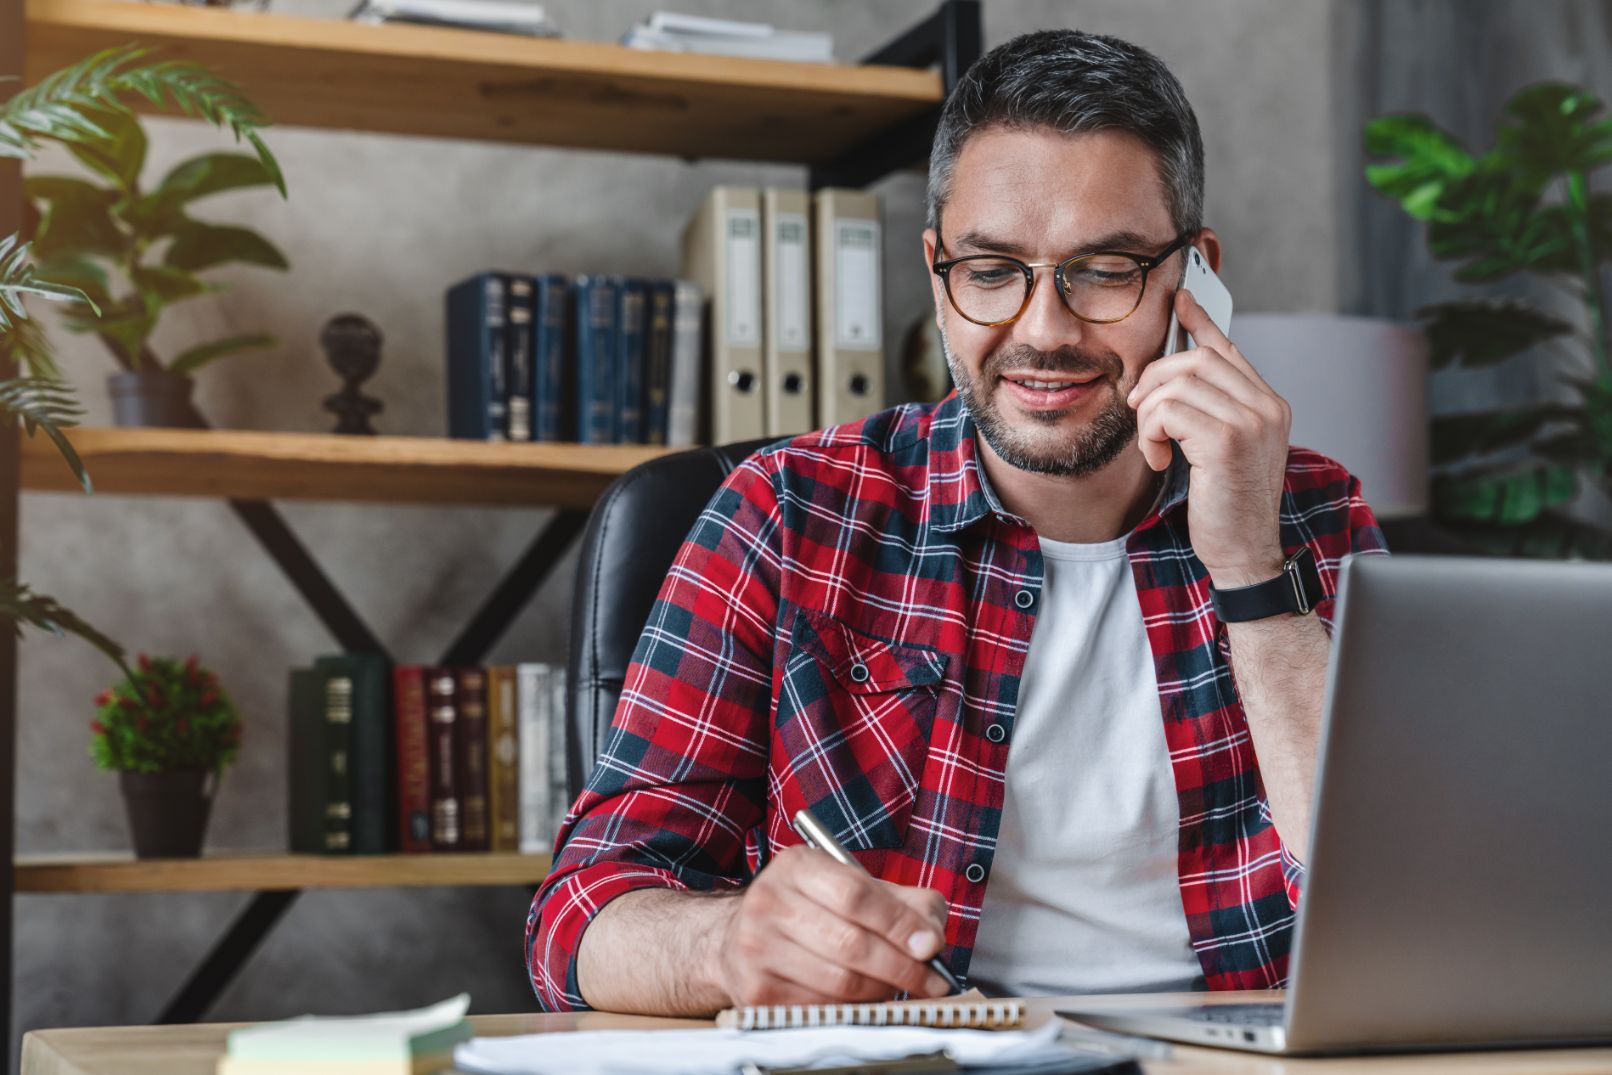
[527,392,1386,1011]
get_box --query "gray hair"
[925,29,1205,239]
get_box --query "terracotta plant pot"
[119,768,216,858]
[106,370,197,429]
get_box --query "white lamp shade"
[1231,314,1429,518]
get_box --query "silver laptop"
[1060,555,1612,1055]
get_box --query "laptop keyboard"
[1183,1003,1286,1027]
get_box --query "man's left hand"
[1128,288,1291,588]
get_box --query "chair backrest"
[565,438,776,800]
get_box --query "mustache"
[983,345,1123,381]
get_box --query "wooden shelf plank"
[14,851,552,893]
[23,0,943,163]
[20,427,672,508]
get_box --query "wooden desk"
[21,992,1612,1075]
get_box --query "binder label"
[774,212,810,353]
[834,219,882,352]
[725,208,762,348]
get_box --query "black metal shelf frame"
[0,0,983,1032]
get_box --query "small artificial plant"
[22,45,289,377]
[90,653,242,775]
[1366,81,1612,558]
[0,46,284,659]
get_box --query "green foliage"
[89,654,242,775]
[0,578,125,670]
[7,44,289,374]
[0,44,283,666]
[1366,81,1612,558]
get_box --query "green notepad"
[218,994,472,1074]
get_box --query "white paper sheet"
[454,1020,1068,1075]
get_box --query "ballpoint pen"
[791,808,965,995]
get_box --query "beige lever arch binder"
[813,187,885,429]
[682,185,766,444]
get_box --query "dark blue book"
[615,278,649,444]
[643,280,675,446]
[572,275,618,445]
[531,274,571,442]
[446,272,509,441]
[505,276,534,443]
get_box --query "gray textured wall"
[12,0,1344,1058]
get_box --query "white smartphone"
[1164,245,1234,355]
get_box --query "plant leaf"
[62,105,147,193]
[131,263,211,307]
[169,333,275,375]
[132,152,279,235]
[1433,462,1578,526]
[1415,298,1577,369]
[0,314,61,381]
[163,222,288,272]
[0,233,98,333]
[1497,82,1612,182]
[1363,113,1476,220]
[0,577,124,669]
[0,378,91,493]
[1430,406,1575,467]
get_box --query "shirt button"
[985,723,1007,744]
[848,662,870,684]
[1014,589,1035,609]
[965,863,987,884]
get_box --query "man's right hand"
[710,845,954,1006]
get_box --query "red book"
[393,666,433,853]
[425,667,462,851]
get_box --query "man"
[528,28,1385,1014]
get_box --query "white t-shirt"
[967,533,1203,996]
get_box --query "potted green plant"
[23,47,289,427]
[90,653,242,857]
[1365,82,1612,558]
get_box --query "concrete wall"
[11,0,1344,1058]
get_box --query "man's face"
[923,126,1187,478]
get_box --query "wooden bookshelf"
[19,427,672,508]
[23,0,944,163]
[14,851,552,893]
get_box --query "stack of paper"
[349,0,561,37]
[455,1020,1130,1075]
[217,995,473,1075]
[622,12,834,63]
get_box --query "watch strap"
[1209,546,1325,623]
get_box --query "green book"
[287,667,352,855]
[314,652,393,855]
[220,993,472,1074]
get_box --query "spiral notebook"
[717,988,1024,1031]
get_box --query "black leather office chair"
[564,438,776,800]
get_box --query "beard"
[940,325,1139,478]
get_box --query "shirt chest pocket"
[774,608,947,853]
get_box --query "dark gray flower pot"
[119,768,216,858]
[107,370,197,429]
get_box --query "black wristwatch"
[1209,546,1325,623]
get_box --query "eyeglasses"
[931,233,1190,328]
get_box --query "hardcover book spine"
[455,667,491,851]
[426,667,462,850]
[644,280,675,446]
[393,665,433,854]
[287,668,327,854]
[546,664,570,839]
[533,274,570,442]
[486,666,520,852]
[316,652,391,855]
[322,673,355,853]
[572,276,619,445]
[506,275,535,443]
[445,272,508,441]
[668,280,705,447]
[615,278,648,444]
[516,663,552,854]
